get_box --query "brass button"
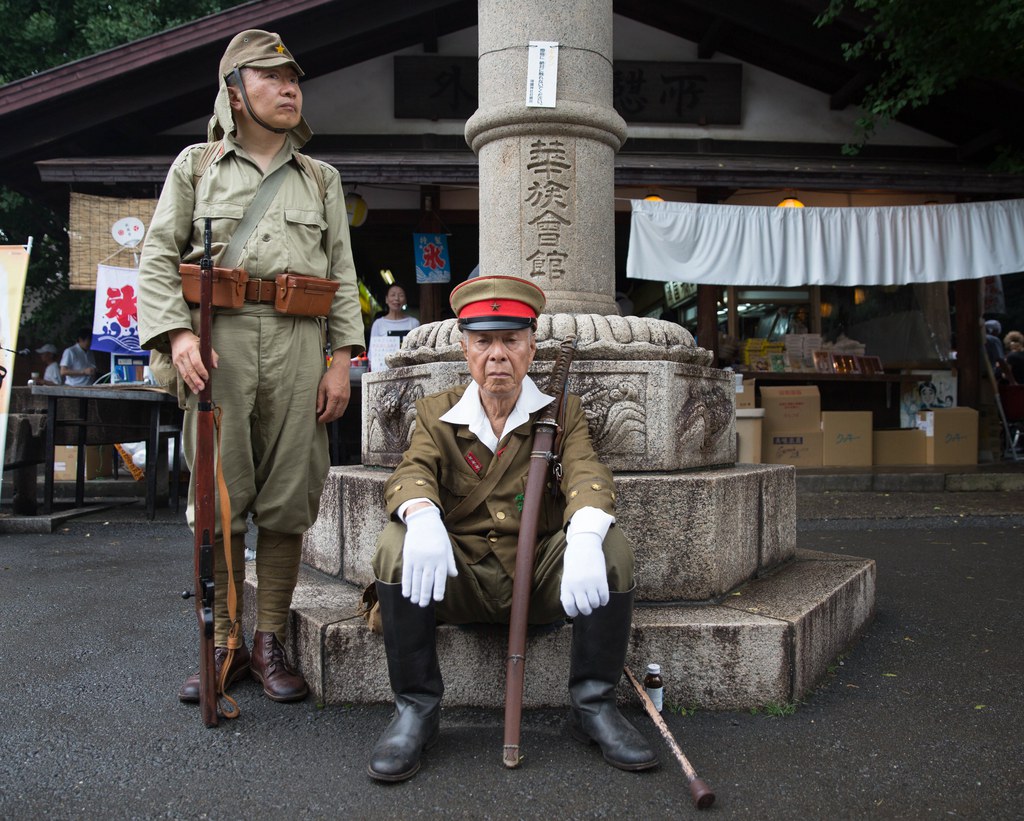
[496,511,506,520]
[415,479,426,486]
[611,492,616,501]
[393,484,402,492]
[591,483,601,490]
[570,490,579,498]
[489,535,498,543]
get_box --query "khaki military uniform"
[138,132,365,536]
[373,384,634,625]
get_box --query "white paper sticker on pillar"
[525,41,559,108]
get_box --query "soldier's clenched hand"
[169,328,218,394]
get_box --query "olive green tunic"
[373,384,634,624]
[137,133,365,535]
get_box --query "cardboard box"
[54,445,79,481]
[916,408,978,465]
[759,385,820,430]
[736,378,756,409]
[872,429,927,465]
[762,430,823,467]
[736,408,764,463]
[821,411,873,466]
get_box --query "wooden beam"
[954,279,981,411]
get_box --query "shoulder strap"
[222,163,291,268]
[294,152,327,201]
[191,141,224,188]
[444,434,526,526]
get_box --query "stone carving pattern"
[388,313,714,369]
[677,382,733,453]
[368,379,425,458]
[571,374,647,456]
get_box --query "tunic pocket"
[193,202,244,255]
[284,208,328,273]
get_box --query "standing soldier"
[367,275,659,781]
[138,30,365,706]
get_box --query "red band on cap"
[458,298,537,320]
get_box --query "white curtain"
[626,198,1024,287]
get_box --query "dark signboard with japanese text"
[394,57,741,125]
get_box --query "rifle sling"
[222,163,291,269]
[213,406,241,720]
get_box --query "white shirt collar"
[440,375,553,453]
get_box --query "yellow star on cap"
[275,43,285,54]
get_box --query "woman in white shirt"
[369,284,420,371]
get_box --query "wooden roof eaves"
[0,0,333,113]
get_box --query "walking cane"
[624,665,715,809]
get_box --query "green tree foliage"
[817,0,1024,165]
[0,0,245,346]
[0,0,241,83]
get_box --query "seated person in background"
[367,275,658,782]
[60,329,97,386]
[1004,330,1024,385]
[368,284,420,371]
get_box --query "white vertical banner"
[0,243,32,505]
[525,41,559,108]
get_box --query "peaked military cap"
[451,275,546,331]
[219,30,304,78]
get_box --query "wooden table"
[31,385,183,519]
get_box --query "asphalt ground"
[1,496,1022,820]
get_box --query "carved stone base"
[363,359,736,472]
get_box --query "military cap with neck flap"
[209,29,312,147]
[451,275,546,331]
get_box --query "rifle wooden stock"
[502,336,577,768]
[193,218,218,728]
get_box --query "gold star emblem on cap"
[275,43,285,54]
[491,301,501,311]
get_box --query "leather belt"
[245,278,277,304]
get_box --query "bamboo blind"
[68,192,158,290]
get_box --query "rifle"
[502,335,577,768]
[191,217,218,727]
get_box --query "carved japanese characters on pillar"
[522,137,576,282]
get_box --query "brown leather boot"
[251,630,308,703]
[178,642,251,703]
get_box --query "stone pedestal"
[245,462,875,709]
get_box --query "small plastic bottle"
[643,662,664,712]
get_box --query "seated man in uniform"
[368,275,658,782]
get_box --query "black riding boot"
[367,581,443,782]
[567,587,659,771]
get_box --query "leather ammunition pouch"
[179,263,249,308]
[273,273,339,317]
[180,266,338,317]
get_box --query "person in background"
[60,329,97,386]
[984,319,1015,385]
[368,283,420,371]
[1004,329,1024,385]
[36,344,62,385]
[137,29,365,708]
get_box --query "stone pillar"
[465,0,626,315]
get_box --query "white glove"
[560,531,609,618]
[401,505,458,607]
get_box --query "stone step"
[246,547,875,710]
[304,463,797,603]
